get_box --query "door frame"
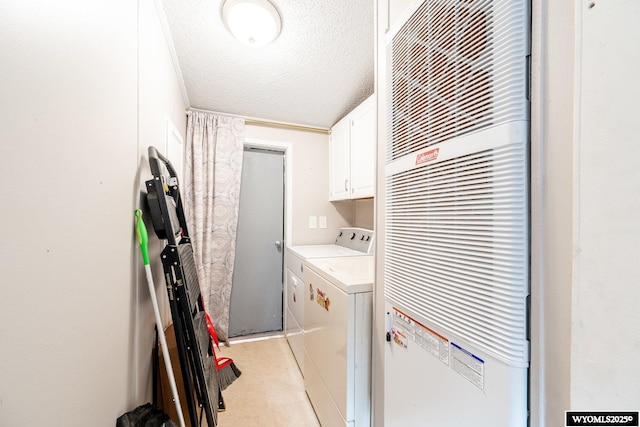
[227,138,291,340]
[244,137,293,249]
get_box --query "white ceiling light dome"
[222,0,282,48]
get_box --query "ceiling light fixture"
[222,0,282,48]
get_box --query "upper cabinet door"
[329,116,351,201]
[349,96,375,199]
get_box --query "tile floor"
[215,335,320,427]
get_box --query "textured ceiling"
[160,0,375,129]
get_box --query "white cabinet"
[329,95,375,201]
[349,97,376,198]
[329,116,351,200]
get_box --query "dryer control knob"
[350,232,356,240]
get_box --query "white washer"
[285,228,373,374]
[303,255,374,427]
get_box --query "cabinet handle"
[344,179,349,192]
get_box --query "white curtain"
[183,110,245,342]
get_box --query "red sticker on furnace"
[415,148,440,165]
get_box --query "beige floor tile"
[216,336,320,427]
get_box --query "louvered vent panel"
[385,144,528,364]
[384,0,529,366]
[386,0,528,162]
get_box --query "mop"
[135,210,186,427]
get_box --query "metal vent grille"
[386,0,528,162]
[384,0,529,366]
[385,144,528,365]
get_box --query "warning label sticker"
[391,327,408,349]
[416,324,450,365]
[451,342,485,390]
[391,308,449,365]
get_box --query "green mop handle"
[135,209,150,266]
[134,209,186,427]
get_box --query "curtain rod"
[186,108,330,135]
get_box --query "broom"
[135,210,186,427]
[205,312,242,390]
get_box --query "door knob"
[275,240,282,251]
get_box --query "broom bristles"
[218,361,241,391]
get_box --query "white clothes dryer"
[303,255,374,427]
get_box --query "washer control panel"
[334,228,374,253]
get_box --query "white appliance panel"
[305,267,352,420]
[289,244,365,260]
[384,303,527,427]
[383,0,530,425]
[304,350,351,427]
[286,269,304,323]
[287,249,306,280]
[306,256,374,294]
[285,269,304,372]
[304,260,372,427]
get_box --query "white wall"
[532,1,640,423]
[136,0,189,402]
[571,0,640,410]
[530,1,575,424]
[354,199,374,230]
[0,1,187,424]
[244,125,354,245]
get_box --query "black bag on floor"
[116,403,177,427]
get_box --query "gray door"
[228,147,284,338]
